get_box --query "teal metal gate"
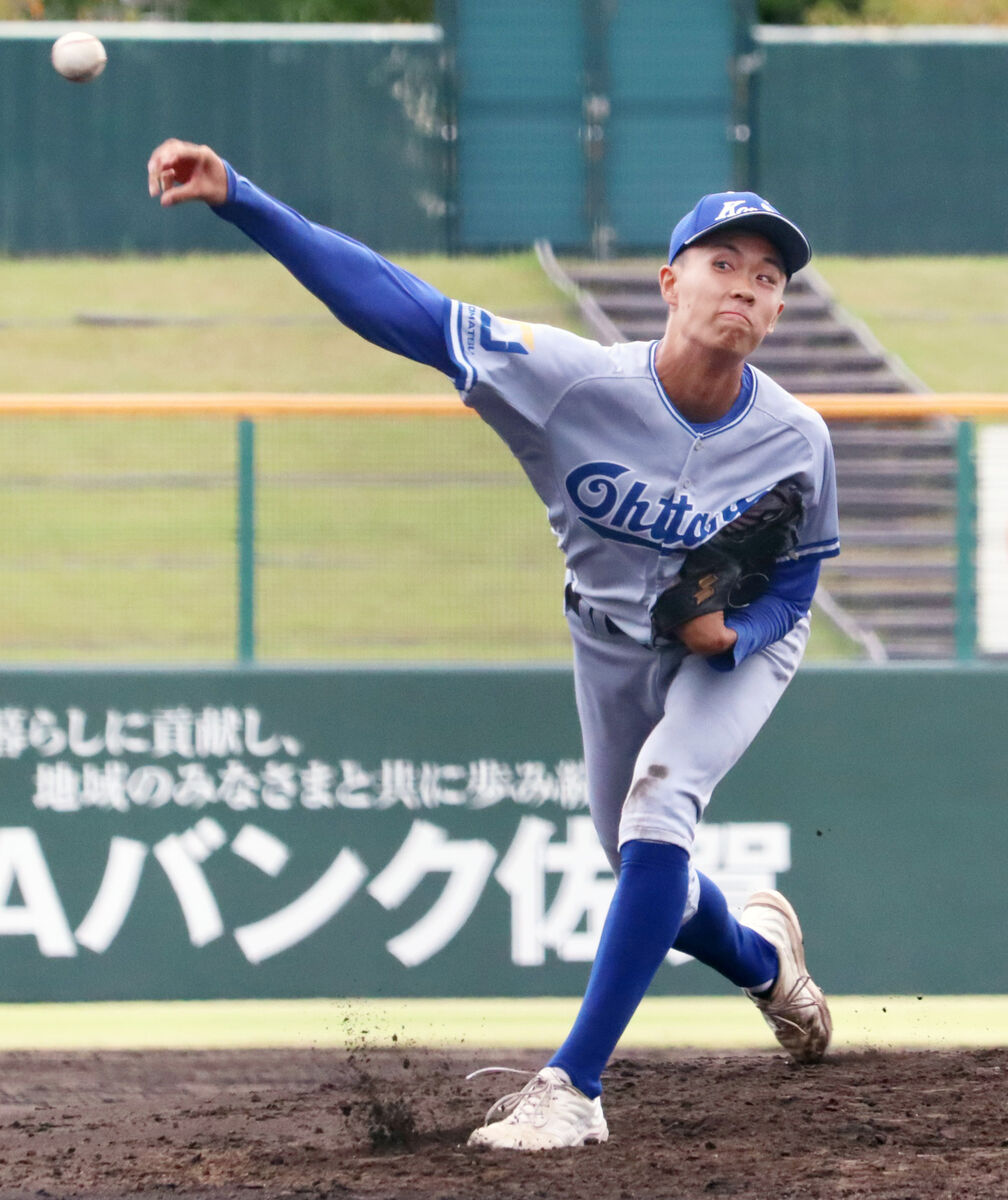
[440,0,750,254]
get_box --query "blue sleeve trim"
[445,300,478,393]
[213,165,455,378]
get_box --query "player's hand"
[147,139,229,208]
[675,611,738,657]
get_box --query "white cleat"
[467,1066,609,1151]
[740,889,832,1064]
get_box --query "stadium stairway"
[536,244,960,661]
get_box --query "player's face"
[659,232,786,358]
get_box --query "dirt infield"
[0,1045,1004,1199]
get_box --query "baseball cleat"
[740,889,832,1064]
[467,1066,609,1150]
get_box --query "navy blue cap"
[668,191,811,278]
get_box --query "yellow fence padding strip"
[0,393,1007,418]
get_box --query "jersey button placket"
[683,436,703,489]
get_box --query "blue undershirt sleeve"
[212,163,455,378]
[707,556,821,672]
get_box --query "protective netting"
[0,411,571,664]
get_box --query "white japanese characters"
[0,705,587,813]
[0,816,790,968]
[0,702,792,978]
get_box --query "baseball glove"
[650,479,805,642]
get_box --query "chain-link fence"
[0,399,570,664]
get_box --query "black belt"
[565,583,622,637]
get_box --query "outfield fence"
[2,662,1006,1000]
[1,392,1004,665]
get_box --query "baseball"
[51,32,107,83]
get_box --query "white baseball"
[51,32,107,83]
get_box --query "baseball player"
[147,139,838,1151]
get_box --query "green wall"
[0,25,450,254]
[754,30,1008,254]
[0,665,1004,1001]
[443,0,742,253]
[7,19,1005,257]
[1,9,743,257]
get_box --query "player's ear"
[658,263,679,306]
[767,299,785,333]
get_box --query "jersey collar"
[648,342,756,437]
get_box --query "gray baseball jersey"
[447,303,839,647]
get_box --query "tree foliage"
[10,0,1001,27]
[8,0,435,18]
[758,0,863,20]
[184,0,434,20]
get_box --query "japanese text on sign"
[0,816,790,968]
[0,706,588,812]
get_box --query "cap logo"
[715,199,777,222]
[716,200,752,220]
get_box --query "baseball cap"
[668,191,811,278]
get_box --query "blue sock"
[548,839,689,1099]
[671,871,778,990]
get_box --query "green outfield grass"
[0,253,1002,664]
[815,256,1008,393]
[2,252,1004,395]
[0,996,1004,1053]
[0,252,582,394]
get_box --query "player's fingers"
[146,138,194,196]
[146,159,165,197]
[147,155,181,197]
[159,179,199,208]
[147,138,175,172]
